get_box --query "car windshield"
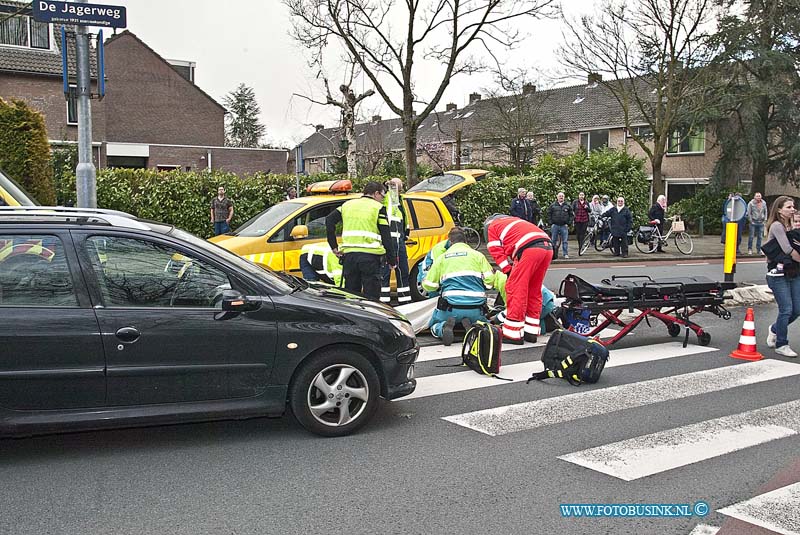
[232,202,304,237]
[0,169,38,206]
[167,227,297,293]
[406,173,465,193]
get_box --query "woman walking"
[764,196,800,357]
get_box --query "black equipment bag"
[528,329,609,386]
[460,321,511,380]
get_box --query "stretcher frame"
[558,274,733,347]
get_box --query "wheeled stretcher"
[558,274,734,347]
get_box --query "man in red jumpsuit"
[485,215,553,344]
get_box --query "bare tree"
[284,0,556,186]
[294,60,374,178]
[481,70,550,173]
[559,0,715,201]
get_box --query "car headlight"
[389,319,416,339]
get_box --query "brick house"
[0,2,288,176]
[298,76,789,203]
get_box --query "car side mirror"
[221,290,260,312]
[290,225,309,240]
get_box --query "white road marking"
[688,525,719,535]
[416,338,543,363]
[416,328,621,363]
[612,264,647,268]
[718,482,800,535]
[402,341,715,401]
[677,262,709,266]
[739,260,767,264]
[442,359,800,436]
[559,400,800,480]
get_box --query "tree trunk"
[750,96,770,195]
[403,115,418,186]
[651,152,666,203]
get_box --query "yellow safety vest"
[300,243,343,286]
[339,196,387,255]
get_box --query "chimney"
[469,92,481,104]
[315,124,324,132]
[523,83,536,95]
[446,103,457,112]
[371,115,381,123]
[587,72,602,85]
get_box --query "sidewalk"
[546,234,761,264]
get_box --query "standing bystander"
[572,192,590,250]
[747,192,768,255]
[547,192,573,259]
[609,196,632,258]
[210,186,234,236]
[526,192,541,225]
[510,188,532,221]
[763,196,800,357]
[648,195,667,252]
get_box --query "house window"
[546,132,568,143]
[580,130,609,154]
[452,146,471,165]
[627,126,654,140]
[107,156,148,169]
[66,86,78,125]
[156,165,181,172]
[0,15,50,49]
[668,127,705,154]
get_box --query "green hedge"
[0,98,56,204]
[58,148,648,239]
[457,149,651,229]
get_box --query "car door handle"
[115,327,140,343]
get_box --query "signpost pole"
[75,0,96,208]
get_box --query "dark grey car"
[0,207,417,437]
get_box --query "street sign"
[32,1,126,28]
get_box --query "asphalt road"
[1,261,797,535]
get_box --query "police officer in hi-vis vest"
[326,181,397,301]
[381,177,412,304]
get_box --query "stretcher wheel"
[667,323,681,337]
[698,332,711,346]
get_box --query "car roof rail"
[0,206,151,230]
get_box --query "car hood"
[295,282,409,322]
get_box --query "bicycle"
[579,214,613,256]
[455,214,482,249]
[635,215,693,254]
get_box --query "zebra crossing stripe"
[559,399,800,481]
[403,341,716,401]
[415,328,622,363]
[718,481,800,535]
[442,359,800,436]
[688,525,719,535]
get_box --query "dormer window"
[0,13,51,50]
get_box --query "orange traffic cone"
[730,308,764,361]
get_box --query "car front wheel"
[289,350,380,437]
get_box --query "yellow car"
[0,170,37,206]
[210,169,488,301]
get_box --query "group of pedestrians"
[514,191,633,259]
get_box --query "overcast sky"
[107,0,598,147]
